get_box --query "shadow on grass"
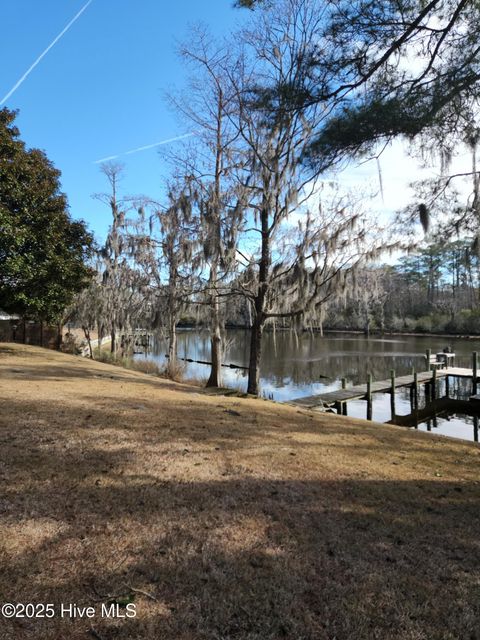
[0,359,205,397]
[2,474,479,640]
[0,400,479,640]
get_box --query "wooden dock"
[290,349,480,440]
[291,366,475,410]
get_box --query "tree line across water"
[2,0,480,394]
[325,242,480,336]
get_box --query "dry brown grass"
[0,343,479,640]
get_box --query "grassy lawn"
[0,343,479,640]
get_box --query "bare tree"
[227,0,396,394]
[95,162,128,354]
[351,267,389,336]
[95,163,152,357]
[128,182,200,376]
[67,276,103,358]
[166,30,245,386]
[159,185,199,371]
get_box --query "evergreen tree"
[0,108,93,322]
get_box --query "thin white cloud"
[0,0,94,106]
[93,132,195,164]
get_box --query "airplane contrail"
[0,0,94,106]
[93,132,196,164]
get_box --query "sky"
[0,1,473,246]
[0,0,248,241]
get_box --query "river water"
[140,329,480,442]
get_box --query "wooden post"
[413,371,418,428]
[390,369,396,421]
[413,371,418,408]
[340,378,347,415]
[425,382,430,404]
[426,348,431,372]
[366,373,373,421]
[409,365,415,414]
[473,352,478,395]
[432,367,437,401]
[474,416,479,443]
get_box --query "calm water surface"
[140,330,480,441]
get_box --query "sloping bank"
[0,343,479,640]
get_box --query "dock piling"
[366,374,373,421]
[473,352,478,395]
[292,364,480,423]
[425,381,430,404]
[426,348,431,372]
[340,378,348,415]
[390,369,396,420]
[413,371,418,428]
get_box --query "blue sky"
[1,0,246,242]
[2,1,472,252]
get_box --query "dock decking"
[291,367,475,409]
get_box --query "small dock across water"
[292,367,473,410]
[291,349,480,441]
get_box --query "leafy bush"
[415,316,433,332]
[389,316,407,332]
[445,309,480,334]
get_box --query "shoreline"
[172,324,480,340]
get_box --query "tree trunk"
[206,93,225,388]
[365,316,370,337]
[111,323,116,354]
[246,196,270,396]
[167,314,177,377]
[247,299,253,328]
[363,304,371,337]
[40,320,44,348]
[56,322,63,350]
[207,267,222,388]
[207,325,222,387]
[119,323,126,357]
[247,317,264,395]
[83,326,94,359]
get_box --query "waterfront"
[140,330,480,441]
